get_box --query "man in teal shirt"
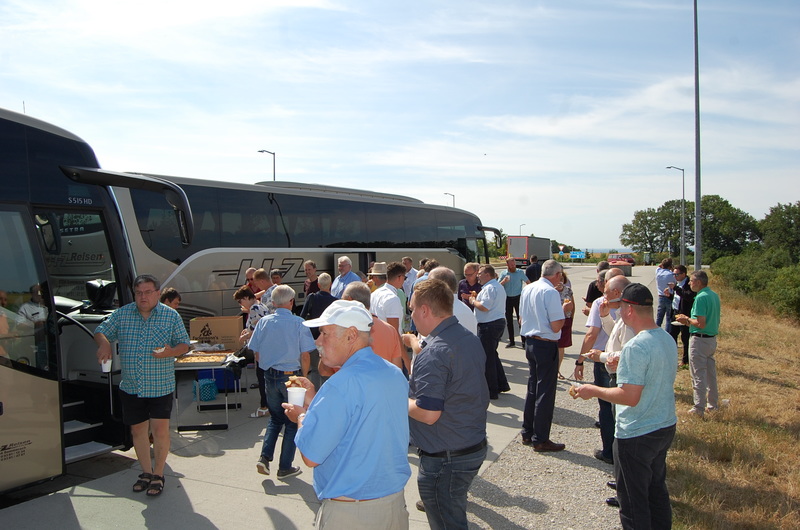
[498,257,529,347]
[675,270,721,417]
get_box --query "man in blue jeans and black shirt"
[409,278,489,530]
[576,283,677,530]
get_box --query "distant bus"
[0,107,499,492]
[121,177,501,322]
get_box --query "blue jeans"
[260,368,299,470]
[417,444,487,530]
[593,362,615,460]
[614,424,676,530]
[656,296,672,334]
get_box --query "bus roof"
[0,107,89,144]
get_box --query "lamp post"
[519,223,526,236]
[667,166,685,265]
[258,150,275,181]
[444,193,455,207]
[693,0,702,270]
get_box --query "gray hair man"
[519,259,570,452]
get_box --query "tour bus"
[0,107,499,493]
[122,176,501,323]
[0,108,193,493]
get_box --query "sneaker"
[276,466,301,479]
[256,456,270,475]
[687,407,704,418]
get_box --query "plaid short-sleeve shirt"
[96,302,190,398]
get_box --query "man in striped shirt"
[95,274,190,497]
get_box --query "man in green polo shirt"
[675,270,720,418]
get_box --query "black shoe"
[594,421,601,428]
[594,449,614,465]
[489,393,499,400]
[276,466,301,479]
[606,497,620,508]
[506,342,515,348]
[606,480,617,490]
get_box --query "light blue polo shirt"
[475,279,506,323]
[498,268,528,298]
[615,328,677,439]
[519,278,565,341]
[295,347,410,500]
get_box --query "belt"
[330,496,379,503]
[690,333,716,338]
[267,368,298,375]
[529,335,557,343]
[417,438,487,459]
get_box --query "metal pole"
[667,166,686,265]
[519,223,526,236]
[693,0,702,270]
[444,193,455,207]
[258,150,276,181]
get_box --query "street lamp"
[667,166,685,265]
[519,223,526,236]
[258,150,275,181]
[444,192,455,207]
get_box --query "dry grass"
[669,275,800,529]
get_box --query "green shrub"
[768,265,800,320]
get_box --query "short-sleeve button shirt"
[95,302,190,398]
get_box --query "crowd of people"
[90,255,720,530]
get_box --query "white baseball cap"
[302,300,373,332]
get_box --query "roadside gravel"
[467,371,622,529]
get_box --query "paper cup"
[287,387,306,407]
[101,359,112,373]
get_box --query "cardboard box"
[189,316,243,351]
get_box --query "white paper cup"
[101,359,112,373]
[287,387,306,407]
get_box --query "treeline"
[621,198,800,319]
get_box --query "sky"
[1,0,798,250]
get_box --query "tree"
[620,207,670,253]
[620,195,759,260]
[698,195,761,262]
[760,201,800,263]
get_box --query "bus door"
[32,208,131,465]
[0,207,62,493]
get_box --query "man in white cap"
[284,300,411,529]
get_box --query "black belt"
[267,368,298,375]
[690,333,715,338]
[528,335,557,343]
[417,438,487,459]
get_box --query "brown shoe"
[533,441,565,452]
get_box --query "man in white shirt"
[369,262,406,333]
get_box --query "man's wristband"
[575,361,584,366]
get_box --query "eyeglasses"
[246,277,254,281]
[134,289,158,297]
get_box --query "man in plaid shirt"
[95,274,189,497]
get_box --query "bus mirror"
[35,213,62,255]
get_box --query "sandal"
[557,373,565,380]
[249,407,269,418]
[146,474,165,497]
[133,472,153,493]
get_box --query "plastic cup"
[101,359,112,373]
[287,387,306,407]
